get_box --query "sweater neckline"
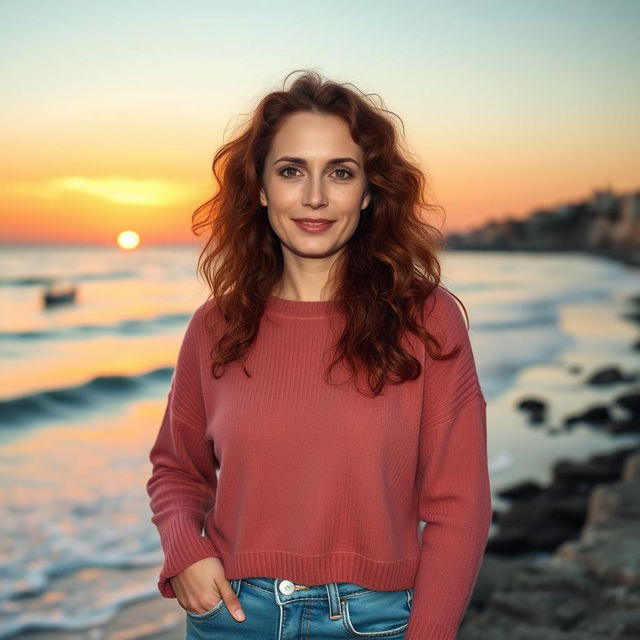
[265,294,341,318]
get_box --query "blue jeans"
[186,576,414,639]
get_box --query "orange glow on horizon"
[0,175,214,245]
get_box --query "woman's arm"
[146,306,221,598]
[405,289,492,640]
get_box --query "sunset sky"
[1,0,638,246]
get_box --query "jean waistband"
[239,576,372,598]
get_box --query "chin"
[287,243,343,259]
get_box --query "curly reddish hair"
[192,69,467,397]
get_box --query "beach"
[1,246,639,639]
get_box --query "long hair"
[192,69,467,397]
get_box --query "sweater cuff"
[155,512,220,599]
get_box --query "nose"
[302,173,327,209]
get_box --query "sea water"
[1,245,639,638]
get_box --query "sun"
[117,230,140,250]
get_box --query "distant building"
[612,191,640,248]
[586,187,620,248]
[444,186,640,264]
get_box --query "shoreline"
[446,247,640,270]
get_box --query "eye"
[333,168,353,180]
[279,165,301,179]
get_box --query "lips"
[293,219,335,233]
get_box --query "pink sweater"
[146,285,492,640]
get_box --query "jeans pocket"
[341,587,413,638]
[185,597,225,620]
[185,579,241,621]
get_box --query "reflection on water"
[0,399,174,638]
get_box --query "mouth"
[292,219,336,233]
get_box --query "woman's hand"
[170,556,246,622]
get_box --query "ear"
[260,187,268,208]
[361,188,370,210]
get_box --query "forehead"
[268,111,362,158]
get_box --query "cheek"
[267,183,298,210]
[340,188,367,213]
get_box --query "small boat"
[43,281,77,307]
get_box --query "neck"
[271,282,334,303]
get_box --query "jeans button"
[279,580,295,595]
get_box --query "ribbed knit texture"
[146,285,492,639]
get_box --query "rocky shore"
[460,445,639,640]
[459,293,640,639]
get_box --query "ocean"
[1,244,639,638]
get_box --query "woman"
[146,69,491,640]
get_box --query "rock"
[586,366,637,385]
[467,553,533,607]
[607,392,640,431]
[623,453,640,480]
[459,562,600,638]
[564,405,611,427]
[497,480,544,501]
[552,452,626,482]
[487,447,637,556]
[587,478,640,523]
[607,416,640,434]
[487,495,588,553]
[623,310,640,323]
[615,390,640,415]
[517,397,546,411]
[554,519,640,587]
[516,397,547,424]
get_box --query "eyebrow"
[273,156,361,168]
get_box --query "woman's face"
[260,111,370,261]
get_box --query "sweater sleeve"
[146,306,221,599]
[405,289,492,640]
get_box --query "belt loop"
[325,582,342,619]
